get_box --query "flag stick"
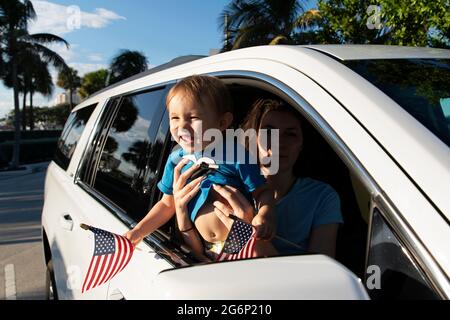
[273,235,305,251]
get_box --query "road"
[0,163,48,300]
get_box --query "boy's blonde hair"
[166,75,233,115]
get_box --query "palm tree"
[26,56,53,130]
[0,0,69,168]
[108,50,148,85]
[219,0,306,50]
[4,51,53,131]
[79,69,109,99]
[57,66,80,110]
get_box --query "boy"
[126,75,276,259]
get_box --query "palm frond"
[269,35,288,45]
[31,43,68,71]
[28,33,69,48]
[294,9,321,30]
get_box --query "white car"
[41,45,450,300]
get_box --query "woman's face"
[258,110,303,175]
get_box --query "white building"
[54,91,81,106]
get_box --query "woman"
[174,98,343,259]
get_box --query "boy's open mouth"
[179,133,195,144]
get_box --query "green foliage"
[312,0,449,47]
[378,0,450,47]
[79,69,109,99]
[7,103,71,129]
[221,0,449,48]
[57,66,81,91]
[314,0,385,44]
[220,0,304,50]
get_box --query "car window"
[54,104,96,170]
[343,59,450,147]
[91,88,166,222]
[365,207,440,300]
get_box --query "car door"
[64,85,178,299]
[43,103,99,299]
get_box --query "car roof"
[87,55,206,99]
[300,44,450,60]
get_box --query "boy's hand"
[252,214,276,240]
[124,229,144,248]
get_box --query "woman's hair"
[241,98,305,177]
[166,75,233,115]
[241,98,301,132]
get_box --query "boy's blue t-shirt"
[157,142,266,222]
[271,177,343,255]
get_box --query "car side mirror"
[153,254,369,299]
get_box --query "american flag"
[81,225,134,293]
[216,217,256,261]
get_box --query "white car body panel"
[154,255,370,300]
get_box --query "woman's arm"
[251,185,276,240]
[308,224,339,258]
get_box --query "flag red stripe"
[114,236,131,276]
[82,257,95,293]
[104,236,123,283]
[97,251,115,287]
[91,254,108,289]
[118,238,133,273]
[103,235,123,284]
[85,255,102,292]
[92,254,112,289]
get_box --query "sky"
[0,0,233,119]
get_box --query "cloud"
[88,54,104,62]
[46,42,78,62]
[29,1,126,36]
[69,63,108,77]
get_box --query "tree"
[108,49,148,85]
[8,50,54,130]
[0,0,68,168]
[219,0,306,50]
[378,0,449,47]
[26,57,53,130]
[79,69,108,99]
[57,66,81,110]
[311,0,449,47]
[310,0,388,44]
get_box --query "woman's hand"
[211,184,255,230]
[251,213,276,240]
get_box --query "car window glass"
[343,59,450,147]
[92,89,166,222]
[365,208,439,300]
[54,104,96,170]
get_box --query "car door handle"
[109,288,125,300]
[60,213,74,231]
